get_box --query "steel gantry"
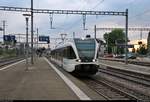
[96,27,150,40]
[0,4,128,64]
[0,6,126,16]
[96,27,150,31]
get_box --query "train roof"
[51,38,74,51]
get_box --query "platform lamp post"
[2,20,6,44]
[0,27,3,45]
[125,9,128,64]
[23,13,31,70]
[36,28,39,49]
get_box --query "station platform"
[0,57,103,100]
[98,59,150,75]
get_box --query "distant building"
[128,39,147,52]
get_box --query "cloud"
[0,0,150,43]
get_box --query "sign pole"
[125,9,128,64]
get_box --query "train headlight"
[92,59,97,62]
[76,59,81,62]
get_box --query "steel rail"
[99,68,150,87]
[81,77,138,101]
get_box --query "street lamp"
[23,13,31,70]
[1,20,6,44]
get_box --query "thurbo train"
[50,37,100,76]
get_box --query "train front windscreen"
[74,38,96,62]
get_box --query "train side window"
[62,48,65,57]
[67,46,76,59]
[63,47,67,58]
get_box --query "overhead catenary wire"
[116,0,150,25]
[49,0,106,43]
[129,9,150,21]
[50,0,89,32]
[49,0,92,42]
[64,0,105,31]
[92,0,104,9]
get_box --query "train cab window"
[74,39,95,60]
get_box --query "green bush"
[137,44,147,55]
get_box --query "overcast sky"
[0,0,150,43]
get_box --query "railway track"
[47,57,134,100]
[47,56,149,101]
[80,77,138,101]
[99,67,150,87]
[97,67,150,102]
[100,58,150,67]
[0,57,24,67]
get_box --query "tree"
[103,33,111,53]
[137,44,147,55]
[103,29,126,54]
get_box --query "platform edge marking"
[44,57,91,100]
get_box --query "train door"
[62,47,67,68]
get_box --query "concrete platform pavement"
[0,57,79,100]
[98,59,150,75]
[0,57,103,100]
